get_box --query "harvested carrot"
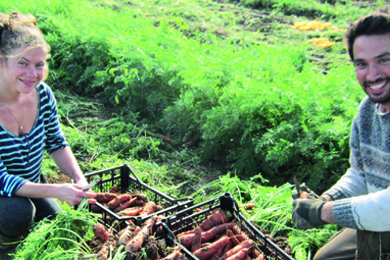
[219,240,255,260]
[227,229,240,247]
[109,185,119,193]
[209,240,228,260]
[161,246,181,260]
[191,227,202,253]
[118,225,135,246]
[125,216,158,252]
[107,194,131,210]
[117,207,143,217]
[231,225,249,242]
[137,193,148,202]
[240,203,256,210]
[96,243,109,260]
[113,197,138,212]
[193,236,230,260]
[93,223,110,242]
[95,193,118,203]
[179,223,235,249]
[225,248,250,260]
[201,223,235,243]
[199,209,229,231]
[177,230,195,238]
[90,203,105,213]
[139,201,157,216]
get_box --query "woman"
[0,12,96,250]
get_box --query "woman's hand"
[55,183,97,206]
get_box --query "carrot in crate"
[93,223,110,242]
[199,209,229,231]
[161,246,181,260]
[225,248,250,260]
[113,197,138,212]
[95,193,118,203]
[201,223,236,243]
[139,201,157,216]
[125,215,158,252]
[219,240,255,260]
[193,236,230,260]
[107,194,131,210]
[231,225,249,242]
[117,207,143,217]
[109,185,119,193]
[178,223,235,249]
[191,227,202,253]
[227,229,240,247]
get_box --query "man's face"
[353,34,390,107]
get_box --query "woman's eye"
[18,62,27,66]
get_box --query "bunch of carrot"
[91,216,185,260]
[177,209,265,260]
[92,185,163,218]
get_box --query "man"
[292,9,390,260]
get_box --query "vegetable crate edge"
[85,164,194,227]
[158,193,295,260]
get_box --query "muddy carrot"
[219,240,255,260]
[107,194,131,210]
[201,223,236,243]
[117,207,143,217]
[199,209,229,231]
[95,193,118,203]
[191,227,202,253]
[193,236,230,260]
[93,223,110,242]
[113,197,138,212]
[138,201,157,216]
[125,216,158,252]
[227,229,240,247]
[225,248,250,260]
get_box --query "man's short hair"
[345,7,390,60]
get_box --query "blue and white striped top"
[0,82,68,197]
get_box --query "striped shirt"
[0,82,68,197]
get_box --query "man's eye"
[379,58,390,64]
[18,62,27,66]
[354,62,366,68]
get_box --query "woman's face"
[1,46,47,95]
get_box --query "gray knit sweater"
[324,96,390,231]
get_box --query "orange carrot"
[96,243,109,260]
[199,209,229,231]
[201,223,236,243]
[117,224,139,246]
[193,236,230,260]
[93,223,110,242]
[191,227,202,253]
[136,193,148,202]
[231,225,249,242]
[139,201,157,217]
[225,248,250,260]
[113,197,138,212]
[109,185,120,193]
[227,229,240,247]
[240,203,256,210]
[117,207,143,217]
[125,216,158,252]
[95,193,118,203]
[179,223,235,249]
[219,240,255,260]
[107,194,131,210]
[161,246,181,260]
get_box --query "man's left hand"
[292,199,327,229]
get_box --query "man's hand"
[292,199,327,229]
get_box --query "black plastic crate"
[158,193,295,260]
[84,164,194,226]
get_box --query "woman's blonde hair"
[0,12,50,78]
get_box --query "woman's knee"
[0,197,35,238]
